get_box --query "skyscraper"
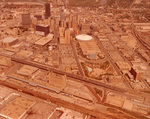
[45,3,50,19]
[60,10,65,21]
[22,13,31,26]
[65,29,70,44]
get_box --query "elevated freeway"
[11,57,126,93]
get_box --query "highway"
[5,58,150,108]
[129,9,150,89]
[70,38,85,76]
[95,35,132,89]
[94,18,133,89]
[11,57,126,93]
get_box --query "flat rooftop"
[34,37,52,46]
[2,37,17,43]
[79,40,101,54]
[15,50,33,59]
[0,97,35,119]
[17,65,38,76]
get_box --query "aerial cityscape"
[0,0,150,119]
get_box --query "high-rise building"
[45,3,50,19]
[65,29,70,44]
[68,20,72,28]
[50,18,54,31]
[59,27,65,37]
[55,17,60,26]
[59,29,70,45]
[22,13,31,26]
[54,17,57,40]
[60,20,67,28]
[72,21,78,30]
[130,68,141,81]
[36,24,49,36]
[59,37,65,44]
[60,10,65,21]
[77,15,80,25]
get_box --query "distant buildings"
[21,13,31,26]
[45,3,50,19]
[81,24,91,32]
[59,28,70,44]
[60,10,65,21]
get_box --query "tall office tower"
[50,18,54,31]
[130,68,141,81]
[60,21,63,27]
[77,15,80,25]
[22,13,31,26]
[54,17,57,41]
[59,37,65,44]
[55,17,60,26]
[65,29,70,44]
[72,20,78,30]
[45,3,50,19]
[68,19,71,28]
[69,14,73,21]
[60,20,67,28]
[64,21,67,28]
[60,10,65,21]
[32,17,38,33]
[59,27,65,37]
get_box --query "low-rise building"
[0,37,18,47]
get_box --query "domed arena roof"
[76,34,92,41]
